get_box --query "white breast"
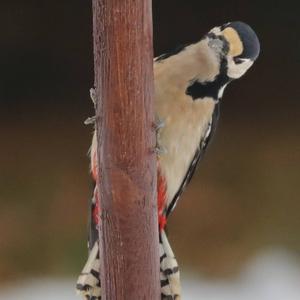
[155,91,215,205]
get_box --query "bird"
[76,21,260,300]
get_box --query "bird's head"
[154,21,260,101]
[207,21,260,79]
[184,21,260,101]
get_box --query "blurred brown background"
[0,0,299,286]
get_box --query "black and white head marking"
[185,21,260,102]
[186,59,231,101]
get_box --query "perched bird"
[76,21,260,300]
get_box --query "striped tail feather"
[76,229,181,300]
[76,242,101,300]
[76,146,181,298]
[160,229,181,300]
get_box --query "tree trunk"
[92,0,160,299]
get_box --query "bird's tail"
[160,229,181,300]
[76,230,181,300]
[76,181,101,299]
[76,242,101,300]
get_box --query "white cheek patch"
[227,57,253,79]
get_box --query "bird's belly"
[157,99,215,205]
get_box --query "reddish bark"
[92,0,159,299]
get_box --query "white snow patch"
[0,249,300,300]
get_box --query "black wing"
[166,102,220,217]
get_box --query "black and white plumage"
[156,21,260,217]
[76,21,260,300]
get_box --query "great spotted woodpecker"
[76,21,260,300]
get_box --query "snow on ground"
[1,249,300,300]
[183,248,300,300]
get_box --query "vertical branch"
[92,0,160,299]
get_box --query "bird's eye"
[234,57,245,64]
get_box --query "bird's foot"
[155,142,167,155]
[153,116,165,132]
[90,88,96,106]
[84,116,96,125]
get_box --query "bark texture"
[92,0,159,299]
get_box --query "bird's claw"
[153,116,166,155]
[84,88,97,125]
[84,116,96,125]
[153,116,165,132]
[90,88,96,106]
[155,143,167,155]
